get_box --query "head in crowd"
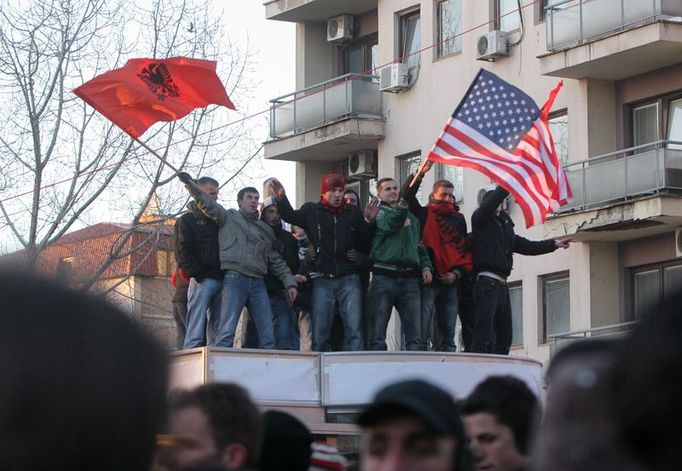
[343,189,360,207]
[260,197,281,228]
[237,186,260,214]
[461,376,538,471]
[533,339,642,471]
[611,290,682,471]
[320,173,346,208]
[376,178,399,206]
[160,383,262,471]
[259,410,313,471]
[357,379,473,471]
[431,180,456,205]
[0,272,168,471]
[198,176,220,202]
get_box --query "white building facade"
[263,0,682,365]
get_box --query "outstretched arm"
[472,185,508,227]
[269,178,308,229]
[177,172,228,226]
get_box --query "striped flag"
[427,69,572,227]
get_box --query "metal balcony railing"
[545,0,682,51]
[557,140,682,213]
[269,73,381,139]
[548,320,638,357]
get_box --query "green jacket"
[370,200,432,272]
[190,190,296,289]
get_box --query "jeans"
[420,281,460,352]
[216,271,275,349]
[369,275,422,351]
[311,274,363,351]
[172,302,187,350]
[244,292,299,350]
[470,276,512,354]
[183,277,222,349]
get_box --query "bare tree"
[0,0,260,289]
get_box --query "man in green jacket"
[369,177,433,351]
[178,173,297,349]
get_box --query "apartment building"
[263,0,682,364]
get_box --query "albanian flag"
[74,57,236,138]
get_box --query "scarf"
[422,201,473,274]
[239,208,259,222]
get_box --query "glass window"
[509,282,523,347]
[498,0,521,32]
[632,102,659,147]
[664,265,682,298]
[346,46,363,74]
[437,163,464,203]
[633,269,660,318]
[397,152,423,200]
[543,273,570,342]
[548,110,569,164]
[667,98,682,150]
[437,0,462,58]
[400,10,421,69]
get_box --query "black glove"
[177,172,194,185]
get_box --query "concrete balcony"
[544,141,682,241]
[265,74,385,162]
[264,0,377,22]
[539,0,682,80]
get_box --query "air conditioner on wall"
[346,150,377,181]
[476,30,510,61]
[379,63,409,93]
[477,184,511,211]
[327,15,354,42]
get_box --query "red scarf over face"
[422,202,473,274]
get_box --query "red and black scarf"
[320,197,348,215]
[422,202,473,274]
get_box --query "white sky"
[223,2,297,203]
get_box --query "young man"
[402,162,473,352]
[369,177,433,351]
[357,379,473,471]
[178,173,297,349]
[269,174,378,352]
[159,383,262,471]
[462,376,539,471]
[175,176,224,349]
[471,186,571,354]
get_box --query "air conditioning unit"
[346,150,377,181]
[327,15,354,42]
[477,184,511,211]
[675,228,682,257]
[379,63,409,93]
[476,30,510,61]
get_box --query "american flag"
[428,69,572,227]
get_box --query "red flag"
[74,57,236,138]
[428,69,572,227]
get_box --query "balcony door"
[342,35,378,76]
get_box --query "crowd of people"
[2,271,679,471]
[174,162,570,355]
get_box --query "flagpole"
[409,159,429,188]
[132,137,203,192]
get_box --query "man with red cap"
[270,174,378,351]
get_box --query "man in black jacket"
[176,176,224,349]
[269,174,378,351]
[471,186,571,354]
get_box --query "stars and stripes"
[428,69,572,227]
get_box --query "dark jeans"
[420,281,459,352]
[311,274,363,351]
[471,276,512,355]
[370,275,421,351]
[245,292,299,350]
[172,302,187,350]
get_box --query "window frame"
[495,0,521,33]
[398,7,421,69]
[341,34,379,76]
[435,0,463,59]
[540,271,570,344]
[508,281,524,348]
[629,90,682,148]
[548,108,569,164]
[629,260,682,320]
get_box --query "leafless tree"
[0,0,260,289]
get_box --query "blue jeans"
[216,271,275,349]
[311,274,363,351]
[421,281,460,352]
[183,277,222,349]
[369,275,422,351]
[244,292,299,350]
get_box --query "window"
[632,102,659,147]
[548,109,568,164]
[156,250,176,278]
[631,262,682,318]
[630,93,682,149]
[343,35,379,76]
[396,151,423,200]
[436,0,462,58]
[667,98,682,150]
[509,282,523,347]
[496,0,521,32]
[437,164,464,203]
[541,272,570,343]
[400,9,421,69]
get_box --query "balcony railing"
[545,0,680,51]
[269,73,381,139]
[548,321,637,357]
[557,140,682,213]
